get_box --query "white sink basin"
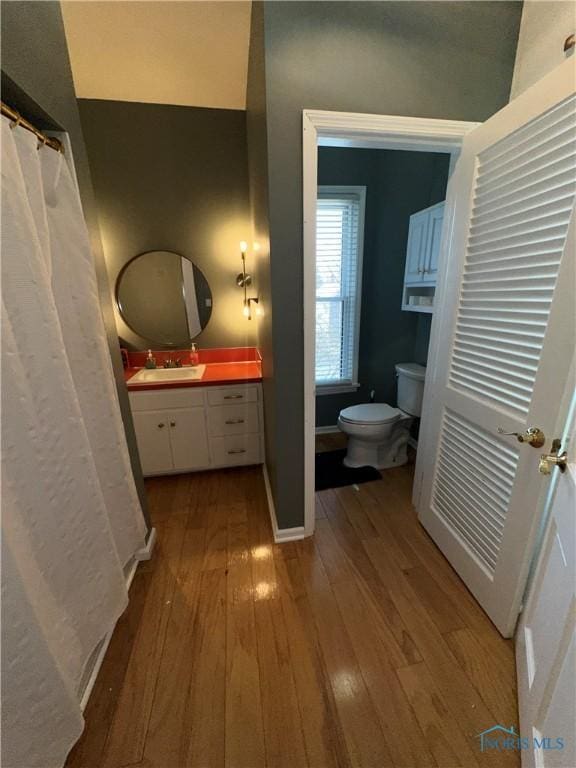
[129,365,206,384]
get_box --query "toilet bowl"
[337,363,426,470]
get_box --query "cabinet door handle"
[170,421,176,427]
[158,423,165,429]
[227,449,246,455]
[224,394,243,400]
[225,419,245,425]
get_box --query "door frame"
[302,110,479,536]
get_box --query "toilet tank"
[395,363,426,416]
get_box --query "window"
[315,186,365,392]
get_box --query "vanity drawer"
[208,403,260,436]
[207,385,258,406]
[210,434,261,466]
[129,387,205,412]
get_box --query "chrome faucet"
[163,357,182,369]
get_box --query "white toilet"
[337,363,426,469]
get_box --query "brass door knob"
[497,426,546,448]
[539,438,568,475]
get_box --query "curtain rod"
[1,101,63,153]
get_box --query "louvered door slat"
[469,224,568,254]
[466,240,564,265]
[470,204,573,242]
[475,179,575,225]
[433,487,499,571]
[433,411,518,575]
[476,147,575,200]
[453,353,534,384]
[481,122,575,180]
[478,137,576,191]
[455,327,542,349]
[438,446,513,516]
[454,336,539,364]
[435,480,503,553]
[463,266,559,283]
[435,471,506,542]
[472,188,575,232]
[480,96,574,167]
[457,315,546,336]
[448,94,576,416]
[475,169,575,217]
[448,418,516,479]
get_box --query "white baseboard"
[262,464,306,544]
[135,526,157,561]
[274,524,307,542]
[80,557,138,711]
[315,424,340,434]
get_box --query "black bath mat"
[315,449,381,491]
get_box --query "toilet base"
[342,425,411,470]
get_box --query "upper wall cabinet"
[404,208,430,282]
[402,201,445,313]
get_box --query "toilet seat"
[339,402,401,426]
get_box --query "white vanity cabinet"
[402,201,445,313]
[129,383,264,476]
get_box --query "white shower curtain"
[1,118,147,767]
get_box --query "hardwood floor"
[67,456,519,768]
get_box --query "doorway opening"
[302,111,479,537]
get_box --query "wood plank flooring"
[66,450,519,768]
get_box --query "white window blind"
[316,187,365,387]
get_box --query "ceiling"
[61,1,251,110]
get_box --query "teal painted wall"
[246,2,277,500]
[315,147,449,427]
[259,0,522,529]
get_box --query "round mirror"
[116,250,212,346]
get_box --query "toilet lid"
[340,403,401,425]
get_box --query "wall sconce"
[237,241,259,319]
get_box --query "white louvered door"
[416,59,576,637]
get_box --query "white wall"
[511,0,575,98]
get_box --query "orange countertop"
[124,361,262,391]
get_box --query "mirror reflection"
[116,250,212,346]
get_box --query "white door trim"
[302,110,479,537]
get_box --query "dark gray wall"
[261,1,522,528]
[78,99,254,351]
[1,1,150,526]
[316,147,449,427]
[414,314,433,367]
[246,3,278,501]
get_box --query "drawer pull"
[225,419,245,425]
[227,449,246,455]
[170,421,176,427]
[224,394,244,400]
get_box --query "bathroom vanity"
[116,249,265,476]
[125,348,264,476]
